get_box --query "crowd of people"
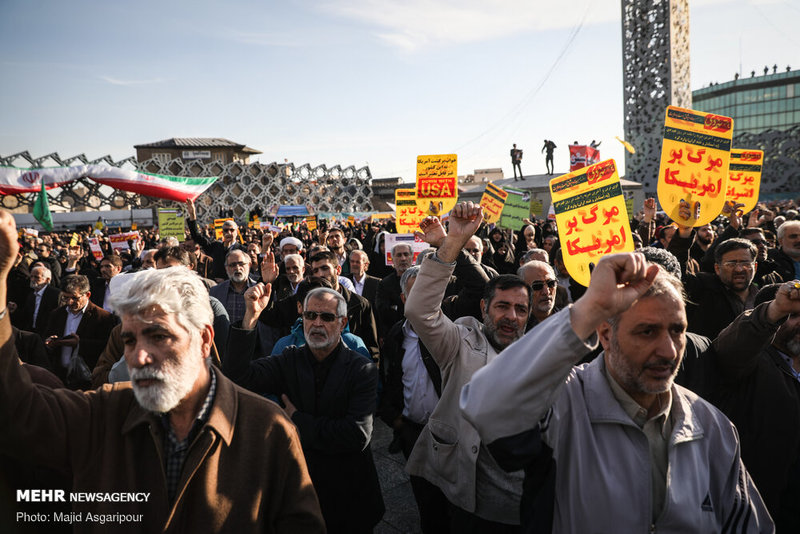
[1,193,800,533]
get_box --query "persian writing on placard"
[724,149,763,214]
[415,154,458,216]
[657,106,733,226]
[550,159,633,287]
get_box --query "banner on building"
[725,149,763,214]
[550,159,632,287]
[657,106,733,227]
[415,154,458,216]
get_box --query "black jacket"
[224,332,385,533]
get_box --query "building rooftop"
[133,137,262,154]
[694,68,799,99]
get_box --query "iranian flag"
[0,164,218,202]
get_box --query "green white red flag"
[0,164,218,202]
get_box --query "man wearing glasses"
[224,286,385,534]
[517,260,559,329]
[683,238,761,339]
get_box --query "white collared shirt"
[102,281,113,313]
[32,285,46,328]
[400,321,438,425]
[352,273,366,296]
[61,303,87,367]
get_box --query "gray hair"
[283,253,304,266]
[225,248,251,264]
[520,248,549,265]
[400,265,421,297]
[777,220,800,241]
[517,260,554,279]
[109,266,213,338]
[391,242,412,257]
[607,266,685,329]
[31,264,52,280]
[303,287,347,317]
[416,248,436,265]
[349,249,369,262]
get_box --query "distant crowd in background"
[2,193,800,533]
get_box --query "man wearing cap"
[279,236,303,262]
[186,199,243,282]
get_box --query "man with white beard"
[0,209,325,533]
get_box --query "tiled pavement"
[371,419,423,534]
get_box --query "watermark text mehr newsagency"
[17,489,150,503]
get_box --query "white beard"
[128,352,204,413]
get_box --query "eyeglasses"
[226,261,248,268]
[720,260,755,269]
[302,311,340,322]
[464,248,481,254]
[222,228,236,233]
[531,279,558,291]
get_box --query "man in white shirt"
[346,250,379,308]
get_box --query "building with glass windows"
[691,68,799,198]
[693,68,800,134]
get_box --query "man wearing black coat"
[12,263,61,337]
[186,199,243,282]
[225,285,385,534]
[769,220,800,283]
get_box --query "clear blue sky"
[1,0,797,182]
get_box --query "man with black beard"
[404,202,531,532]
[0,209,324,533]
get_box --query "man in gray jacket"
[461,252,777,533]
[405,202,530,532]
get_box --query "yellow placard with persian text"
[479,182,508,224]
[305,216,317,231]
[657,106,733,226]
[395,189,425,234]
[725,149,763,214]
[416,154,458,216]
[550,159,633,287]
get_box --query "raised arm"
[404,203,483,370]
[461,252,659,443]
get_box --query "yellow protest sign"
[657,106,733,226]
[395,189,425,234]
[70,233,80,247]
[479,182,508,224]
[415,154,458,216]
[347,215,355,226]
[305,216,317,231]
[725,149,763,214]
[550,159,633,287]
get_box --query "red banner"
[569,145,600,172]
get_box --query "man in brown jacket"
[0,209,324,533]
